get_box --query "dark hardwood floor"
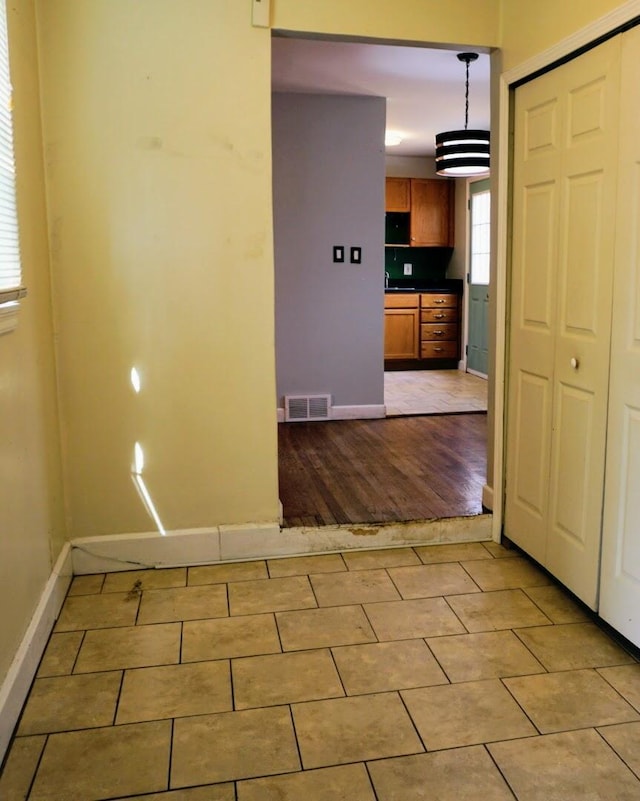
[278,413,487,527]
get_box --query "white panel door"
[600,26,640,645]
[506,38,621,608]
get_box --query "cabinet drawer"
[420,340,458,359]
[420,293,457,309]
[421,323,458,341]
[421,307,458,323]
[384,293,419,309]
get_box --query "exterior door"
[599,26,640,644]
[467,179,490,376]
[505,37,621,608]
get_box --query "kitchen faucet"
[385,271,390,288]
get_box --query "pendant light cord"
[464,59,470,130]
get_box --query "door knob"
[570,357,579,370]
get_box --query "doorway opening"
[271,34,492,528]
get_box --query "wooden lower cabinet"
[384,291,459,365]
[384,295,419,359]
[420,293,459,361]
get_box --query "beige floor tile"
[483,541,517,558]
[504,669,640,733]
[102,567,187,593]
[188,560,268,586]
[171,707,300,786]
[461,557,552,591]
[117,787,235,801]
[55,592,139,631]
[228,575,316,615]
[598,722,640,779]
[332,639,448,694]
[0,735,46,801]
[599,664,640,712]
[292,693,424,769]
[514,622,636,671]
[489,728,640,801]
[117,660,232,723]
[74,623,180,673]
[364,598,466,641]
[18,671,121,735]
[67,574,104,596]
[137,584,228,625]
[426,630,545,683]
[29,720,171,801]
[415,542,492,564]
[37,631,83,677]
[446,589,552,632]
[310,569,401,606]
[267,553,346,577]
[276,605,376,651]
[388,563,480,599]
[342,548,420,570]
[182,613,281,661]
[232,649,344,709]
[368,745,515,800]
[238,763,376,801]
[522,584,590,623]
[402,679,536,750]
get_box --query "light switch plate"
[252,0,270,27]
[351,246,362,264]
[333,246,344,263]
[404,263,412,275]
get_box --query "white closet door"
[506,38,621,608]
[599,26,640,646]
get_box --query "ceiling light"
[435,53,489,177]
[385,131,403,147]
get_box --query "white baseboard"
[71,514,492,572]
[482,484,494,511]
[0,543,72,763]
[277,404,385,423]
[71,527,223,574]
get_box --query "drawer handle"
[570,357,580,370]
[434,330,444,336]
[434,314,446,319]
[433,347,444,352]
[434,299,445,304]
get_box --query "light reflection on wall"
[130,365,166,535]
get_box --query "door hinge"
[465,344,468,355]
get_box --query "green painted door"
[467,180,490,376]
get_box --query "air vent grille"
[284,394,331,422]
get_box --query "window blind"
[0,0,24,316]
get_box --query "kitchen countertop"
[384,278,463,294]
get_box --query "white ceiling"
[271,37,491,158]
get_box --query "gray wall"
[273,93,386,409]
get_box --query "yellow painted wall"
[500,0,631,70]
[37,0,280,536]
[273,0,500,46]
[0,0,66,680]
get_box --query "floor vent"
[284,394,332,422]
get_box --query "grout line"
[483,743,520,800]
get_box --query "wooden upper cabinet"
[410,179,455,247]
[385,178,411,212]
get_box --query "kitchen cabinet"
[385,178,410,212]
[384,178,454,247]
[384,294,419,360]
[420,293,460,360]
[384,291,459,365]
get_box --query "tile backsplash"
[384,246,452,283]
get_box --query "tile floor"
[384,369,488,416]
[2,542,640,800]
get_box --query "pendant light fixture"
[435,52,489,177]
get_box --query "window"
[0,0,25,334]
[470,188,490,286]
